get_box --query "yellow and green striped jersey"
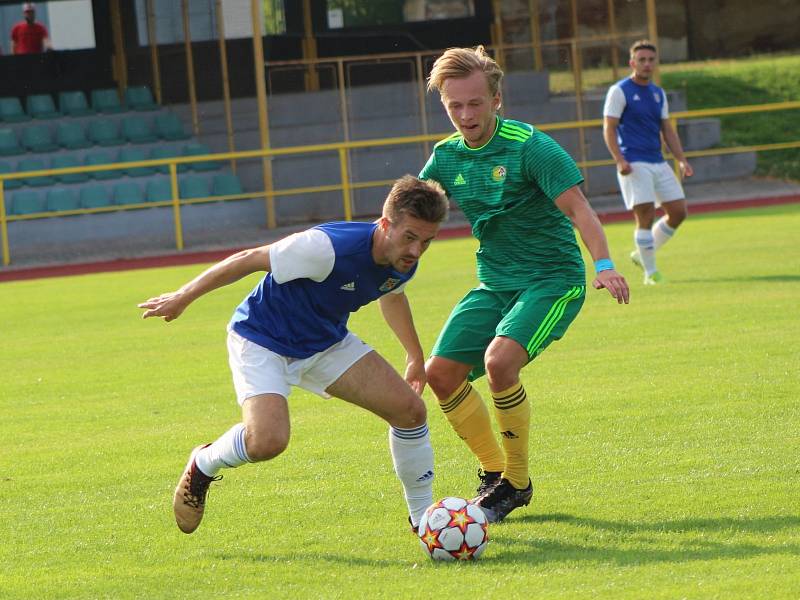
[420,116,585,291]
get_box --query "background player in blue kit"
[603,40,694,285]
[139,175,449,535]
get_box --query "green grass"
[1,204,799,598]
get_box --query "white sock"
[635,228,657,276]
[389,424,434,527]
[652,217,676,250]
[195,423,252,477]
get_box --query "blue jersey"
[230,221,416,358]
[603,78,668,163]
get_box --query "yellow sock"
[492,383,531,489]
[438,381,504,473]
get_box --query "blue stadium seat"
[80,185,111,209]
[84,150,123,180]
[121,115,157,144]
[112,181,145,205]
[179,175,210,200]
[26,94,61,119]
[118,146,156,177]
[56,121,91,150]
[10,189,45,214]
[211,173,243,197]
[125,86,158,111]
[51,154,90,183]
[17,157,56,187]
[0,97,29,122]
[46,188,80,212]
[146,178,172,203]
[0,128,22,156]
[154,113,190,141]
[149,145,184,173]
[91,88,125,113]
[58,91,94,116]
[88,119,124,146]
[21,124,58,153]
[0,160,22,189]
[183,143,219,171]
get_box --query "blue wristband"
[594,258,614,273]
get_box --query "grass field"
[1,204,798,599]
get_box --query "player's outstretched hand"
[405,357,427,396]
[138,291,189,322]
[592,270,630,304]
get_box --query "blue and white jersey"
[603,78,669,163]
[230,221,415,358]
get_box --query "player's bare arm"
[139,245,272,321]
[555,186,630,304]
[378,292,427,394]
[603,116,632,175]
[661,119,694,178]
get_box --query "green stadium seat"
[80,185,111,209]
[0,97,30,122]
[51,154,90,183]
[118,147,156,177]
[58,91,94,116]
[179,175,210,200]
[88,119,124,146]
[17,158,56,187]
[91,88,125,113]
[21,124,58,152]
[149,145,185,174]
[112,181,145,206]
[26,94,61,119]
[46,188,80,212]
[211,173,243,197]
[154,113,189,141]
[121,115,157,144]
[183,143,219,171]
[11,189,45,214]
[125,86,158,111]
[56,122,90,150]
[146,178,173,203]
[84,150,123,180]
[0,161,22,190]
[0,128,22,156]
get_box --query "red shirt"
[11,21,49,54]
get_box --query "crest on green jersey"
[491,165,507,182]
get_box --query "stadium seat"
[118,146,156,177]
[146,178,173,203]
[0,97,29,122]
[10,189,45,214]
[84,150,123,180]
[0,161,22,189]
[58,91,94,116]
[211,173,243,197]
[88,119,124,146]
[179,175,210,200]
[21,124,58,153]
[121,115,157,144]
[125,86,158,111]
[46,188,80,212]
[0,128,22,155]
[112,181,145,205]
[154,113,190,141]
[80,185,111,209]
[26,94,61,119]
[17,158,56,187]
[91,88,125,113]
[56,121,91,150]
[51,154,90,183]
[183,143,219,171]
[149,145,184,174]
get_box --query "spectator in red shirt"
[11,3,52,55]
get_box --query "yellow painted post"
[528,0,543,71]
[146,0,162,104]
[301,0,320,92]
[110,0,128,97]
[0,182,10,265]
[645,0,660,85]
[251,0,275,228]
[169,163,184,250]
[491,0,504,69]
[182,0,200,135]
[337,60,350,142]
[415,53,430,157]
[571,39,589,189]
[338,148,352,221]
[607,0,619,80]
[216,0,237,173]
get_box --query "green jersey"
[420,116,585,290]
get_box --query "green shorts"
[431,281,586,381]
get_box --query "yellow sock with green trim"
[438,381,504,473]
[492,382,531,489]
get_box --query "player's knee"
[390,394,427,429]
[484,354,518,390]
[245,429,289,462]
[669,205,688,226]
[425,358,457,398]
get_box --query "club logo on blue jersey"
[379,277,402,292]
[654,92,661,103]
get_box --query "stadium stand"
[183,142,219,171]
[91,88,125,113]
[21,124,58,152]
[146,178,172,203]
[0,97,29,123]
[80,185,110,209]
[118,147,156,177]
[121,115,158,144]
[112,181,145,205]
[51,155,90,184]
[212,173,243,197]
[154,113,190,141]
[84,150,123,179]
[149,145,184,173]
[26,94,62,119]
[125,86,158,111]
[0,160,22,189]
[0,128,22,155]
[45,188,80,212]
[88,119,125,146]
[58,91,95,117]
[56,121,92,150]
[17,158,56,187]
[179,174,210,199]
[10,189,45,214]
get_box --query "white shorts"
[618,161,685,210]
[226,328,373,405]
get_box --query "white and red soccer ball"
[417,497,489,561]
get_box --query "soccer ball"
[417,497,489,561]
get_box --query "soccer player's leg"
[622,163,660,283]
[653,164,688,252]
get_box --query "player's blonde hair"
[383,175,449,224]
[427,45,504,96]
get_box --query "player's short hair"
[629,39,657,58]
[383,175,449,224]
[427,45,504,96]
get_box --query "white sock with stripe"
[389,424,434,528]
[635,228,657,276]
[652,216,676,250]
[194,423,252,477]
